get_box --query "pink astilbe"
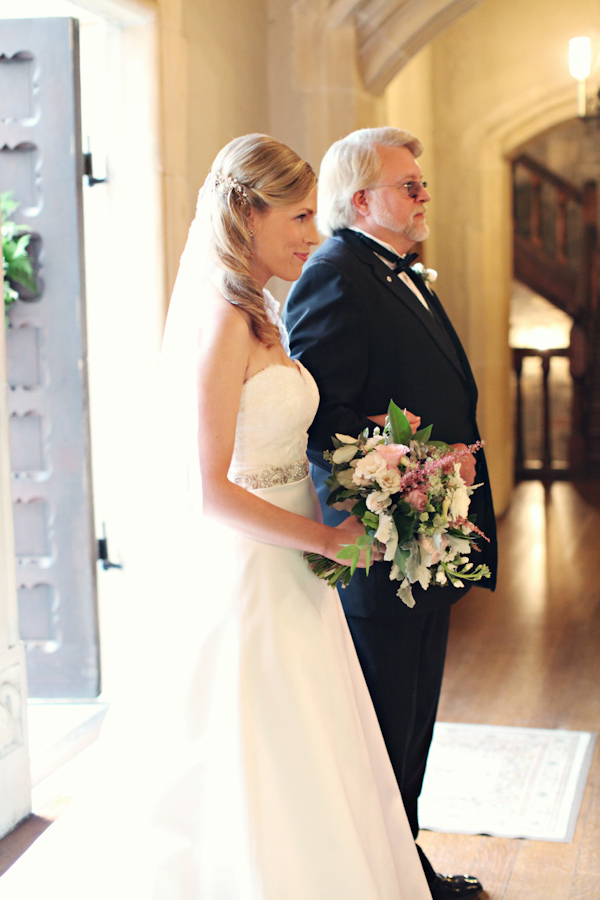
[452,516,490,543]
[306,432,491,607]
[397,441,484,494]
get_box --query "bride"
[1,134,432,899]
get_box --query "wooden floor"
[1,480,599,897]
[420,479,600,900]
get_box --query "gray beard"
[405,219,429,243]
[371,202,430,245]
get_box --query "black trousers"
[346,606,451,886]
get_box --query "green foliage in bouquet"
[306,400,490,607]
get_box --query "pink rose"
[377,443,410,469]
[405,489,428,512]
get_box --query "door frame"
[0,0,164,834]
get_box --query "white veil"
[101,177,231,722]
[158,176,218,518]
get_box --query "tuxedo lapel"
[338,231,469,385]
[406,269,478,395]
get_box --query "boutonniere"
[411,262,437,290]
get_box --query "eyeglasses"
[371,180,429,199]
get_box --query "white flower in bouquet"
[449,486,470,520]
[306,401,491,606]
[375,467,403,493]
[366,490,393,513]
[352,451,387,485]
[365,435,385,451]
[374,512,398,560]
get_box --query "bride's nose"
[306,220,320,245]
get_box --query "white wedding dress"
[2,358,431,900]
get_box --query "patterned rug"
[418,723,596,842]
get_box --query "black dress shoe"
[429,873,483,900]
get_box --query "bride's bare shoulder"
[200,292,253,352]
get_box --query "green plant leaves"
[2,191,36,322]
[387,400,413,445]
[413,424,433,443]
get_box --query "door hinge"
[97,523,122,570]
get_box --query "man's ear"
[352,189,370,219]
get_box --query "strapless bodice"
[228,361,319,489]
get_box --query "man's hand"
[367,410,421,434]
[333,516,383,567]
[450,443,476,486]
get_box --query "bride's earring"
[249,228,254,237]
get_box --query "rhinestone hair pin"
[213,172,248,199]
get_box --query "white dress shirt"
[349,226,431,312]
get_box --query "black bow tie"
[355,233,418,273]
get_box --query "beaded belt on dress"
[234,458,309,490]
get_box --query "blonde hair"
[317,127,423,237]
[210,134,316,346]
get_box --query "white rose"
[366,490,392,513]
[353,451,387,485]
[375,467,402,492]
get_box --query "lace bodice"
[228,362,319,488]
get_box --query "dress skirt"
[1,475,431,900]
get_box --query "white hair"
[317,127,423,237]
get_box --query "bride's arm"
[197,302,371,564]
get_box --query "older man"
[284,127,497,900]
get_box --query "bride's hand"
[367,409,421,434]
[332,516,383,568]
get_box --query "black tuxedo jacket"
[284,229,497,616]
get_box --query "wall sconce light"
[569,36,599,118]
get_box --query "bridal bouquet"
[305,401,490,607]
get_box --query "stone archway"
[470,89,580,506]
[325,0,486,94]
[267,0,485,168]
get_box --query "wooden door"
[1,17,99,697]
